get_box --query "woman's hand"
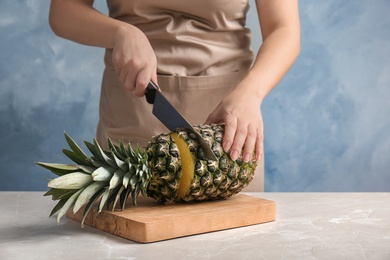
[206,0,300,163]
[205,82,264,163]
[49,0,158,96]
[112,25,158,97]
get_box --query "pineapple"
[37,124,257,225]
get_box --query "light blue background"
[1,1,389,191]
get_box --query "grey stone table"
[1,192,389,260]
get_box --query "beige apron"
[97,0,264,191]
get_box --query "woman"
[48,0,300,191]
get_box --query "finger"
[255,129,264,162]
[112,54,121,73]
[229,124,247,161]
[134,68,150,97]
[242,125,257,162]
[123,69,136,92]
[118,67,127,86]
[151,70,158,87]
[113,56,128,85]
[204,103,225,124]
[222,116,237,154]
[204,111,218,125]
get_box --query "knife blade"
[145,81,217,161]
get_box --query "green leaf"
[109,169,125,190]
[91,166,115,182]
[56,189,84,223]
[36,162,80,176]
[43,188,56,197]
[49,199,67,217]
[62,149,87,165]
[73,181,107,214]
[111,151,128,172]
[129,174,138,191]
[93,138,117,168]
[78,165,95,174]
[119,140,130,158]
[48,172,93,189]
[108,138,126,161]
[131,185,141,207]
[141,184,148,197]
[81,187,105,227]
[56,190,77,200]
[64,132,89,162]
[84,140,104,162]
[105,185,121,210]
[122,171,132,189]
[112,186,125,211]
[120,186,132,210]
[127,146,137,164]
[98,187,112,213]
[90,159,107,168]
[44,188,76,201]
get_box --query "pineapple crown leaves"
[36,132,152,225]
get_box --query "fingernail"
[243,153,250,162]
[223,142,231,152]
[230,150,239,161]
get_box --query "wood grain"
[66,194,276,243]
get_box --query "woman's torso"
[106,0,254,76]
[98,1,264,191]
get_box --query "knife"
[145,81,217,161]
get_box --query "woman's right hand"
[49,0,158,97]
[112,25,158,97]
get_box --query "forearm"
[49,0,132,49]
[247,26,301,102]
[237,0,300,104]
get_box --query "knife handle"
[145,81,159,104]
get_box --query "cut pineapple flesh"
[170,133,195,199]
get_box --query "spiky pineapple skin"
[145,133,181,202]
[37,124,257,225]
[146,124,257,203]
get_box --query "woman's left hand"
[204,0,301,163]
[205,84,263,163]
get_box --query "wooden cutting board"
[66,194,276,243]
